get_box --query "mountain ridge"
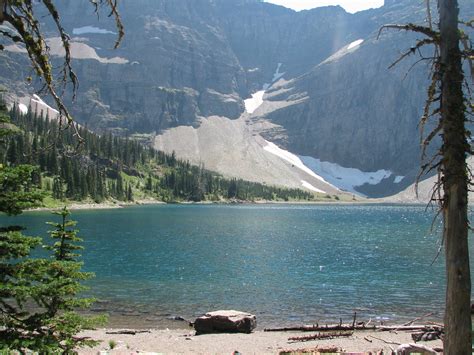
[0,0,472,197]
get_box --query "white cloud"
[264,0,384,13]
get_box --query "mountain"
[383,157,474,204]
[0,0,472,198]
[1,104,322,205]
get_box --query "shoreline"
[26,199,167,212]
[25,198,430,213]
[85,304,445,331]
[77,327,443,354]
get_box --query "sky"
[264,0,384,14]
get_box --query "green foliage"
[0,208,106,353]
[0,164,45,215]
[0,101,44,215]
[1,106,315,204]
[0,99,104,353]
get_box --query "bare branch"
[461,37,474,85]
[425,0,433,30]
[0,0,124,142]
[388,38,436,69]
[377,23,440,41]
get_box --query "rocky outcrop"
[258,35,428,176]
[1,0,374,133]
[199,89,243,120]
[194,310,257,334]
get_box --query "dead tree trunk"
[0,0,4,23]
[438,0,472,353]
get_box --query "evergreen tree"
[146,174,153,191]
[116,173,124,200]
[1,99,104,352]
[227,179,238,199]
[437,0,471,351]
[1,207,106,353]
[6,138,17,165]
[2,102,313,205]
[126,183,133,201]
[52,177,64,200]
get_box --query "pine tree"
[146,174,153,191]
[127,183,133,201]
[52,176,64,200]
[6,138,17,165]
[1,207,106,353]
[41,208,106,351]
[116,173,124,200]
[437,0,472,351]
[227,179,238,199]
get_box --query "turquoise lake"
[2,204,472,328]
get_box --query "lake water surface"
[2,204,472,328]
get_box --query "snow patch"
[322,39,365,64]
[18,103,28,115]
[299,155,392,195]
[347,39,364,50]
[263,141,333,189]
[31,94,59,118]
[394,176,405,184]
[3,44,27,53]
[301,180,325,193]
[46,37,128,64]
[272,62,285,83]
[245,63,286,114]
[73,26,116,35]
[244,90,265,114]
[247,67,260,73]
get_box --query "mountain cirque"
[0,0,472,197]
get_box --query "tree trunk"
[438,0,472,353]
[0,0,4,23]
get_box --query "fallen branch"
[402,312,434,327]
[105,330,151,335]
[288,331,353,342]
[265,324,439,333]
[279,346,341,355]
[377,325,442,332]
[367,334,401,346]
[265,324,375,332]
[426,321,444,327]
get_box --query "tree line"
[1,104,315,204]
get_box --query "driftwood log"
[288,331,353,342]
[265,324,376,332]
[264,324,443,332]
[279,346,342,355]
[105,330,151,335]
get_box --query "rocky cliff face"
[0,0,472,197]
[1,0,372,132]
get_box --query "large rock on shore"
[194,310,257,335]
